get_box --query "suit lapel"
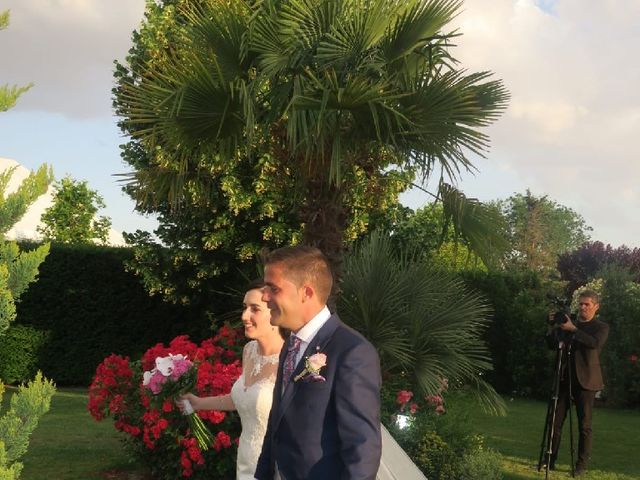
[274,314,341,427]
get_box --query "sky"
[1,0,639,248]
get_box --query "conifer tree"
[0,10,56,479]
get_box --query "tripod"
[537,335,576,478]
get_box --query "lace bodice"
[230,340,279,480]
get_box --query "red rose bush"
[88,327,243,479]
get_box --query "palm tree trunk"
[300,177,347,304]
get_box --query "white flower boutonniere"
[294,349,327,383]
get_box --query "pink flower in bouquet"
[144,370,167,394]
[142,353,213,450]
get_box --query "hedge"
[4,242,240,386]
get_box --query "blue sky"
[2,0,639,247]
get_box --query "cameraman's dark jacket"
[546,317,609,391]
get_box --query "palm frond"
[340,231,504,413]
[439,183,510,267]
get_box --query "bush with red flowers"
[88,325,243,479]
[380,377,504,479]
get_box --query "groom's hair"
[264,246,333,303]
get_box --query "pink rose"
[308,353,327,372]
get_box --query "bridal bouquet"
[89,330,243,478]
[143,353,213,450]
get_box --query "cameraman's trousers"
[551,376,596,469]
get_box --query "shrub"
[88,327,243,479]
[459,444,503,480]
[461,269,557,399]
[412,431,459,479]
[0,325,48,384]
[596,266,640,407]
[381,379,488,479]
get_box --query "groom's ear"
[301,284,315,301]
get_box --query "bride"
[181,280,425,480]
[180,279,285,480]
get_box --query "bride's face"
[241,288,276,340]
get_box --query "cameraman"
[546,290,609,476]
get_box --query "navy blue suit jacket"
[254,314,382,480]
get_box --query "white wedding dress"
[378,424,428,480]
[230,340,279,480]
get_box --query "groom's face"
[263,263,305,331]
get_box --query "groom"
[255,246,382,480]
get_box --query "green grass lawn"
[3,388,147,480]
[7,388,640,479]
[454,396,640,480]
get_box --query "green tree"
[114,0,508,286]
[0,11,33,112]
[1,12,56,479]
[391,196,508,271]
[495,190,592,273]
[38,176,112,245]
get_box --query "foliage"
[411,431,459,479]
[390,202,492,272]
[37,176,112,245]
[0,10,33,113]
[0,325,48,385]
[1,167,52,335]
[557,241,640,293]
[461,269,562,399]
[494,190,592,273]
[459,447,503,480]
[339,231,505,413]
[114,0,508,292]
[595,265,640,407]
[381,381,494,479]
[88,330,243,479]
[0,164,53,234]
[10,241,223,385]
[0,372,56,480]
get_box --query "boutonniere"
[294,348,327,383]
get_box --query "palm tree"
[116,0,509,276]
[339,231,505,413]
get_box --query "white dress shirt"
[291,305,331,366]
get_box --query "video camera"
[548,296,576,326]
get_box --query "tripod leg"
[568,350,576,477]
[538,344,565,476]
[537,398,554,471]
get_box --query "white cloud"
[1,0,145,118]
[443,0,640,246]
